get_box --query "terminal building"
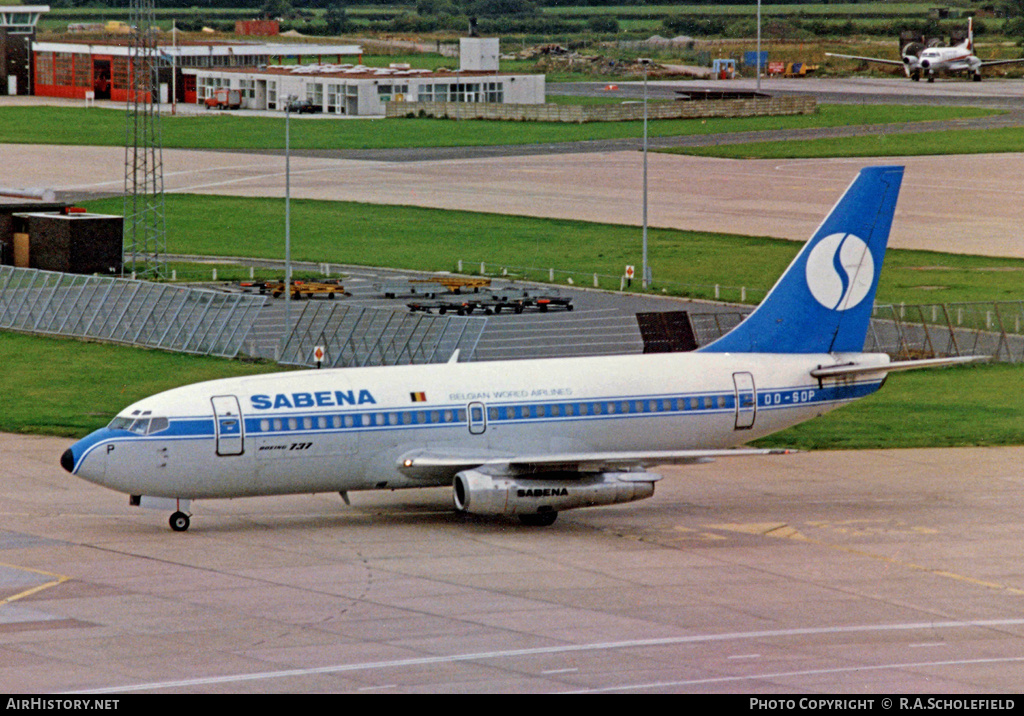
[182,63,544,115]
[182,38,543,115]
[19,27,541,115]
[29,38,363,104]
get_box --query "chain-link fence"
[685,302,1024,363]
[0,266,266,358]
[278,301,486,369]
[868,302,1024,363]
[456,260,767,305]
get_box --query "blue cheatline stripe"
[74,380,883,461]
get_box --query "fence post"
[715,284,720,300]
[594,273,599,288]
[549,268,554,282]
[457,260,463,273]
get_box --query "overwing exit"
[826,18,1024,81]
[61,165,980,530]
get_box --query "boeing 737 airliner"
[60,165,974,530]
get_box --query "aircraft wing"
[398,447,792,480]
[979,57,1024,67]
[825,52,906,66]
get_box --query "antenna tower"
[123,0,167,278]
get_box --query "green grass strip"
[0,104,1000,150]
[84,193,1024,306]
[662,126,1024,160]
[2,331,1020,448]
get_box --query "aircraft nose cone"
[920,59,931,68]
[60,448,75,474]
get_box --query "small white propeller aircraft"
[827,18,1024,82]
[61,165,979,531]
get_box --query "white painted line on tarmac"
[68,617,1024,694]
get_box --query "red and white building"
[29,38,362,104]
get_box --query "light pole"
[757,0,762,92]
[285,94,294,330]
[640,58,651,290]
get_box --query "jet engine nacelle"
[452,469,659,518]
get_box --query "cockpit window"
[109,416,169,435]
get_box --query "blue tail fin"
[699,165,904,354]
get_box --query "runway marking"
[67,617,1024,694]
[710,522,1024,597]
[566,655,1024,693]
[0,562,71,606]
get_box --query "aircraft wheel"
[169,511,191,532]
[519,512,558,527]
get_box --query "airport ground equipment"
[411,276,491,294]
[379,276,491,298]
[377,280,441,299]
[239,278,348,299]
[204,88,242,110]
[406,288,573,316]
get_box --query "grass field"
[662,126,1024,160]
[753,363,1024,451]
[0,332,283,437]
[84,193,1024,306]
[3,331,1019,449]
[0,104,1001,151]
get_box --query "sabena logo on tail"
[699,165,904,355]
[804,232,874,312]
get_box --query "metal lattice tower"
[123,0,167,278]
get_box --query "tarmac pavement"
[4,433,1024,693]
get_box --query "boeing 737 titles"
[827,18,1024,81]
[61,165,979,530]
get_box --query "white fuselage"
[918,45,979,74]
[67,351,887,501]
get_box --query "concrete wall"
[386,95,816,122]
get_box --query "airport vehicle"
[204,88,242,109]
[60,166,977,532]
[826,18,1024,81]
[287,98,323,114]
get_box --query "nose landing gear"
[170,511,191,532]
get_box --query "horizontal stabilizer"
[811,355,987,379]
